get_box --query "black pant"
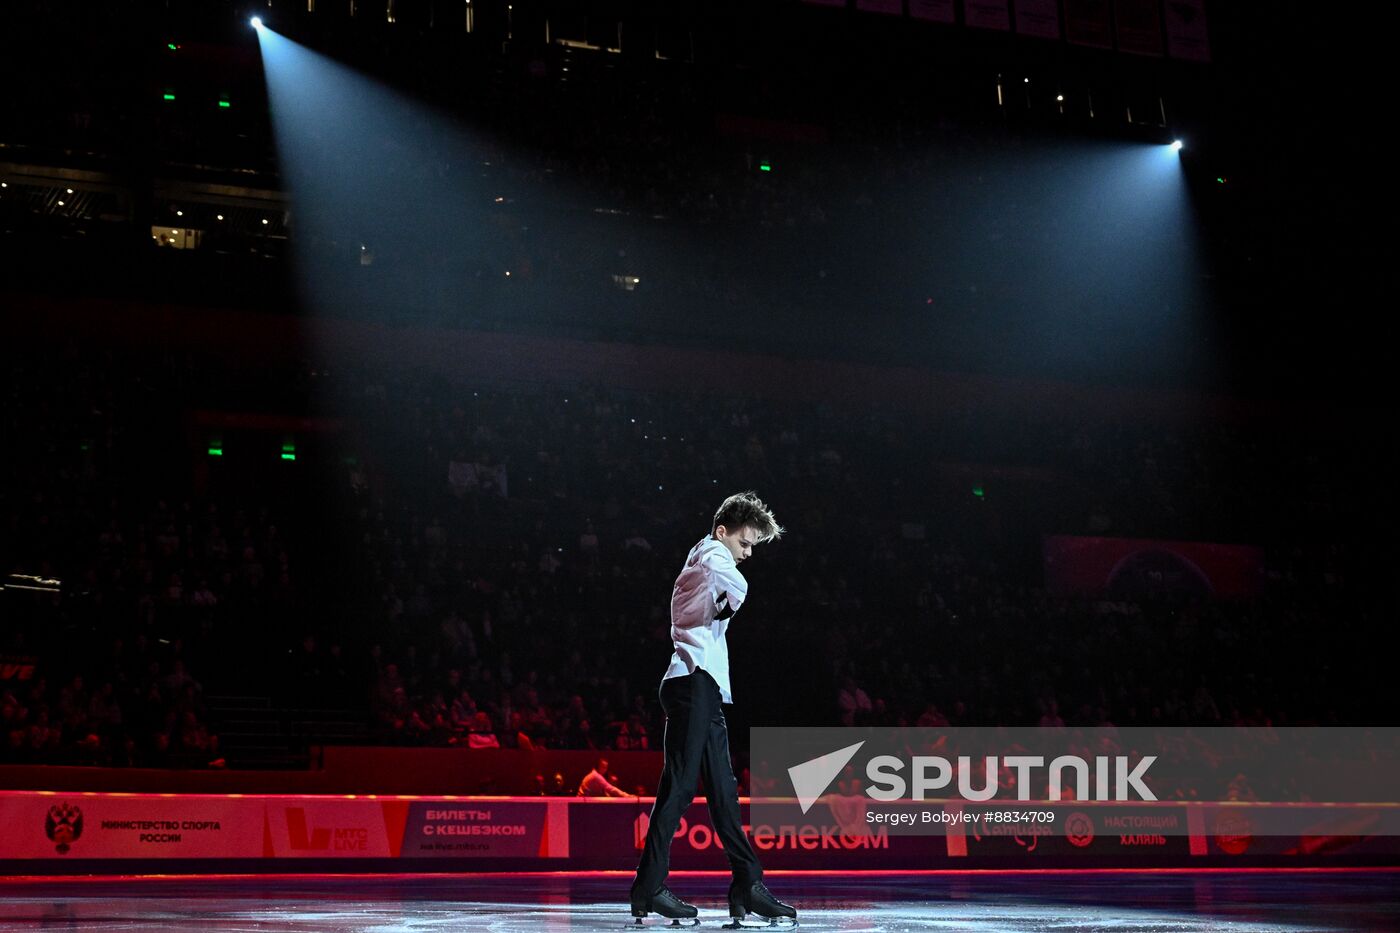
[632,669,763,896]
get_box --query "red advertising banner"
[1064,0,1114,48]
[1015,0,1061,39]
[398,800,568,858]
[3,792,1396,869]
[0,655,39,683]
[1196,805,1400,859]
[964,0,1011,31]
[959,804,1192,857]
[909,0,956,23]
[264,798,404,858]
[565,799,937,870]
[1042,535,1265,599]
[0,793,262,859]
[1114,0,1163,55]
[1164,0,1210,62]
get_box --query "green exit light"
[1216,177,1226,184]
[218,100,231,108]
[167,43,178,51]
[280,453,297,461]
[207,447,223,457]
[163,92,176,101]
[972,485,985,498]
[759,162,772,172]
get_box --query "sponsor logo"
[286,807,370,852]
[633,813,725,852]
[970,819,1056,852]
[1212,812,1253,855]
[45,803,84,854]
[633,811,888,853]
[1064,811,1095,847]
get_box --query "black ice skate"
[630,885,700,927]
[724,880,798,929]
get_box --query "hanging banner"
[1042,535,1265,599]
[0,654,39,682]
[1115,0,1163,55]
[1015,0,1062,39]
[1064,0,1114,48]
[909,0,956,23]
[1165,0,1210,62]
[965,0,1011,30]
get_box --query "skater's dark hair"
[712,492,783,543]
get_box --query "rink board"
[3,791,1398,870]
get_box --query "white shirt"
[662,535,748,703]
[578,768,629,797]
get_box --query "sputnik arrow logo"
[787,741,865,814]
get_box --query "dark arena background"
[2,1,1397,930]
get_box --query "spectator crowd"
[2,346,1386,773]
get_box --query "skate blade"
[722,918,797,930]
[627,918,701,928]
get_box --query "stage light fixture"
[250,16,263,29]
[1170,139,1184,151]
